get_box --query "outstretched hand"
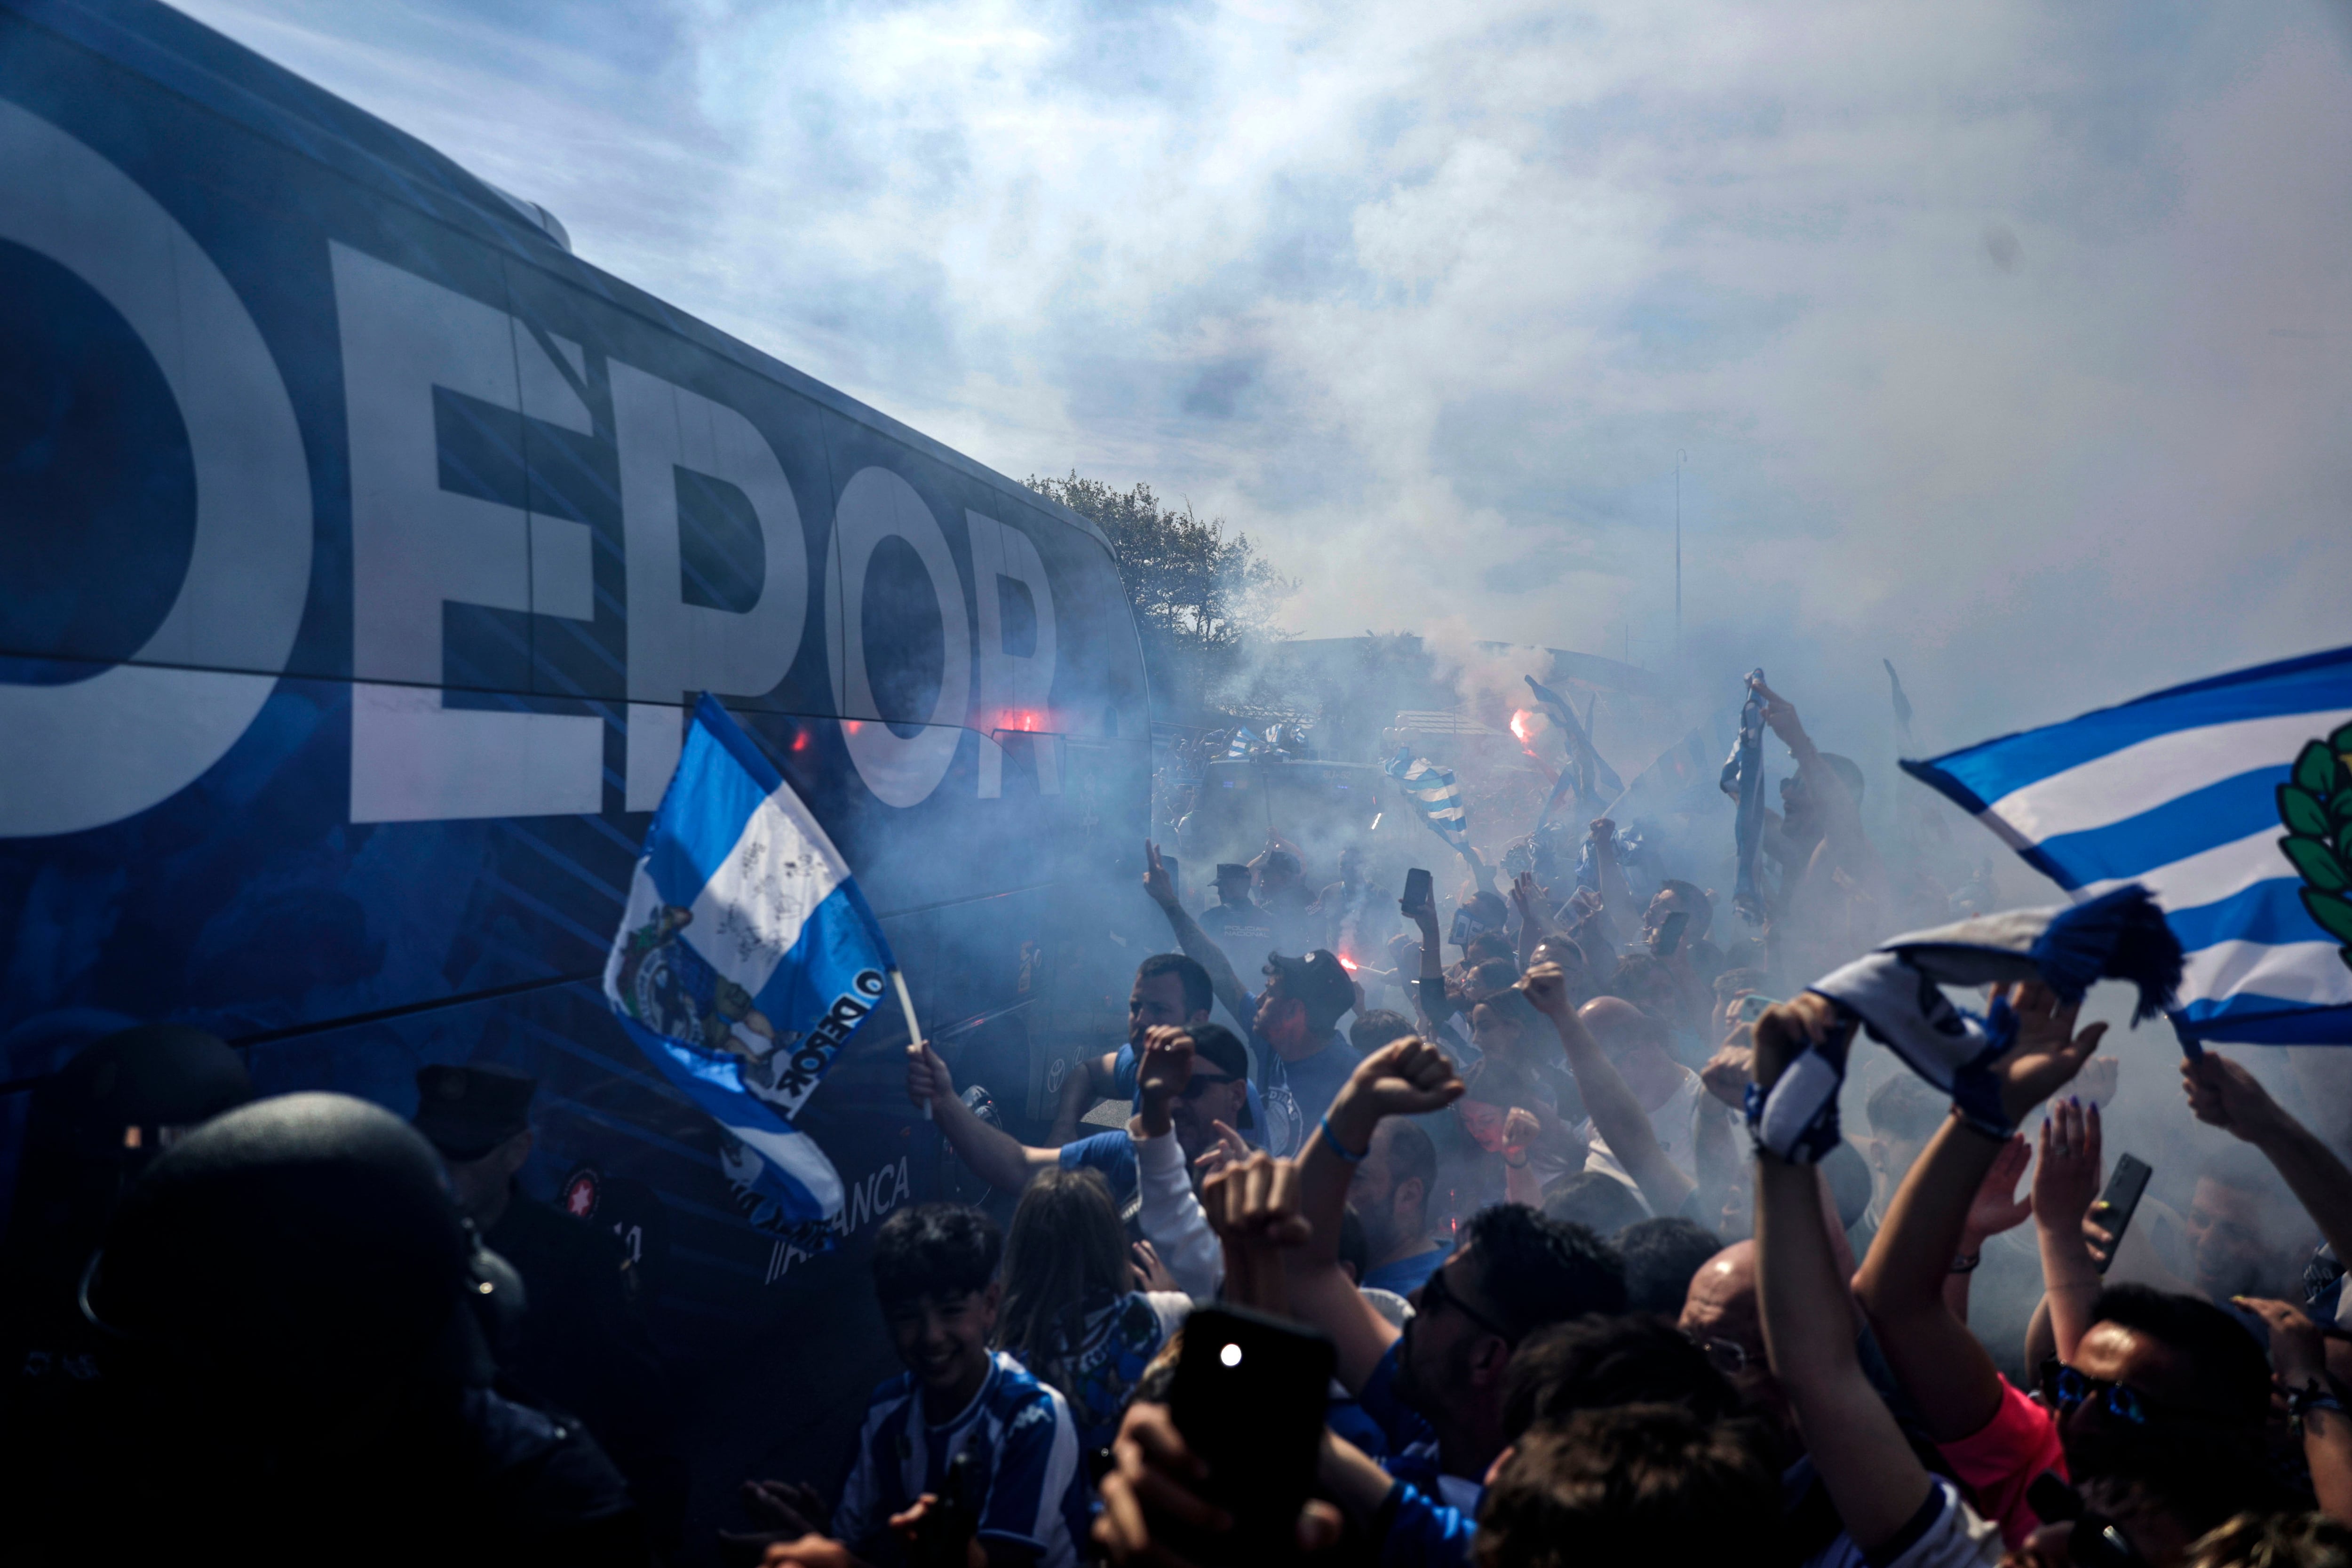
[1517,962,1578,1022]
[1143,841,1179,910]
[1965,1134,2034,1241]
[906,1041,954,1110]
[1749,992,1850,1091]
[2181,1051,2287,1145]
[1334,1036,1464,1130]
[1990,983,2108,1127]
[1136,1026,1195,1106]
[2034,1096,2106,1256]
[1191,1119,1248,1178]
[1201,1152,1311,1313]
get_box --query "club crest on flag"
[605,695,901,1250]
[1905,643,2352,1045]
[2277,720,2352,968]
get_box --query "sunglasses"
[1180,1072,1238,1101]
[1420,1262,1516,1344]
[2038,1359,2154,1426]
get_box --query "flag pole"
[891,968,932,1121]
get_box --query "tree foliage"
[1025,472,1294,718]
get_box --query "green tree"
[1025,472,1295,719]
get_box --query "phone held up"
[1401,868,1434,922]
[1169,1305,1337,1565]
[2088,1153,2153,1276]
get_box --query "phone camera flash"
[1219,1343,1243,1368]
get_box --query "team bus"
[0,0,1150,1512]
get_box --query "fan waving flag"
[1386,747,1470,849]
[604,694,897,1247]
[1904,645,2352,1045]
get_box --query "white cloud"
[178,0,2352,754]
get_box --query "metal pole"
[1675,449,1686,653]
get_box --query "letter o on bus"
[0,102,311,837]
[825,468,971,808]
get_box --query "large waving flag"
[1904,646,2352,1045]
[1386,747,1470,849]
[605,695,898,1246]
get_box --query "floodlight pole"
[1673,450,1687,653]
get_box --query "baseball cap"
[1265,949,1357,1028]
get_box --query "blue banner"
[606,696,898,1246]
[1904,645,2352,1044]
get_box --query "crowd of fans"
[6,677,2352,1567]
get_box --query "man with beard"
[2175,1049,2352,1310]
[1350,1118,1448,1296]
[1283,1039,1626,1518]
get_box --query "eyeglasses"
[2038,1359,2154,1426]
[1180,1073,1237,1100]
[1692,1335,1751,1377]
[1419,1262,1516,1344]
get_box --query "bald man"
[1573,997,1705,1194]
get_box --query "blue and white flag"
[1386,747,1470,849]
[604,695,897,1245]
[1904,645,2352,1045]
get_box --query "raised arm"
[2029,1096,2106,1364]
[2239,1297,2352,1527]
[1143,840,1250,1024]
[1520,965,1695,1216]
[2183,1051,2352,1270]
[1131,1027,1222,1298]
[1851,984,2106,1441]
[906,1040,1058,1196]
[1293,1039,1465,1391]
[1751,1001,1936,1552]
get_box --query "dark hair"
[1818,753,1865,805]
[1658,880,1713,941]
[1615,1218,1724,1318]
[998,1170,1130,1427]
[1542,1172,1649,1240]
[1865,1073,1944,1143]
[1472,958,1521,994]
[2187,1511,2352,1568]
[1181,1022,1251,1084]
[1337,1204,1369,1282]
[1461,1056,1540,1113]
[1468,891,1508,927]
[1602,955,1671,1008]
[1463,1203,1625,1336]
[872,1202,1001,1309]
[1465,938,1515,972]
[1136,952,1213,1019]
[1351,1009,1414,1053]
[1373,1118,1437,1198]
[1263,849,1301,879]
[1475,1405,1777,1568]
[2087,1285,2272,1426]
[1503,1315,1743,1440]
[1473,988,1544,1045]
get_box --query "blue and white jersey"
[834,1351,1089,1568]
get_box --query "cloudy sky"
[179,0,2352,755]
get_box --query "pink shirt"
[1938,1375,2066,1550]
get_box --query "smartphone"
[2088,1154,2153,1276]
[1734,993,1780,1024]
[906,1447,980,1568]
[1653,910,1690,957]
[1169,1305,1336,1564]
[1161,855,1181,903]
[1402,867,1434,920]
